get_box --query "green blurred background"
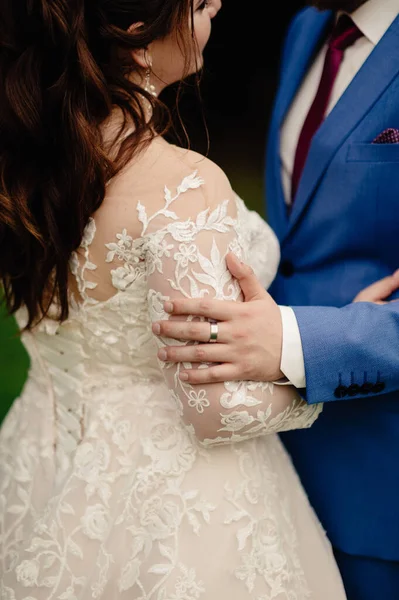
[0,305,30,423]
[0,2,303,425]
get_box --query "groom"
[153,0,399,598]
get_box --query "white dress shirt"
[278,0,399,388]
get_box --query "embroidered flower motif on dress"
[0,164,337,600]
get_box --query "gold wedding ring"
[209,321,218,343]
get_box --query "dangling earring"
[144,62,157,99]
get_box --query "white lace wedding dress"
[0,138,346,599]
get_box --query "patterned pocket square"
[372,128,399,144]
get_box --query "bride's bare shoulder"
[94,138,236,238]
[105,137,233,201]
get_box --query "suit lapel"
[285,14,399,239]
[269,10,333,239]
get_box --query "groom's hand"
[152,253,284,384]
[353,269,399,304]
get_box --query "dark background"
[0,1,306,422]
[170,0,305,214]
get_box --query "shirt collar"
[341,0,399,46]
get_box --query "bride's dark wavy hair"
[0,0,197,329]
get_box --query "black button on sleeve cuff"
[334,385,348,399]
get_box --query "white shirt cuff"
[276,306,306,389]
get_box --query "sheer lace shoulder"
[68,139,231,303]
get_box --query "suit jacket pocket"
[346,142,399,163]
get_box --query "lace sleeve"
[143,170,322,447]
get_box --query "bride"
[0,0,348,597]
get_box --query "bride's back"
[15,138,241,429]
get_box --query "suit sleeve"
[292,301,399,404]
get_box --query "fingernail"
[179,372,188,381]
[152,323,161,335]
[158,349,167,361]
[164,302,173,313]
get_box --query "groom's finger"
[153,319,230,343]
[225,252,267,302]
[354,273,399,303]
[158,342,232,365]
[178,363,239,385]
[164,298,237,320]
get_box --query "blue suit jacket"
[267,8,399,561]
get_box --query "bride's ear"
[127,22,152,70]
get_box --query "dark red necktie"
[291,15,363,202]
